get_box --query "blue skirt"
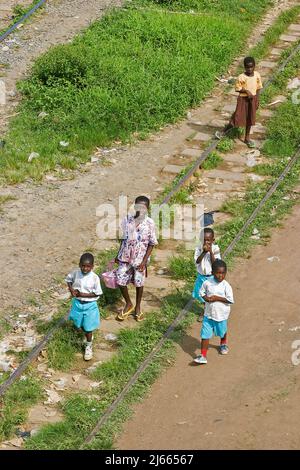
[69,298,100,332]
[192,274,213,302]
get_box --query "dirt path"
[117,203,300,450]
[0,0,296,314]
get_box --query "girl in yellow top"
[218,56,263,148]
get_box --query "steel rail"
[0,0,47,43]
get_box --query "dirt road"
[117,204,300,450]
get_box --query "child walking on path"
[115,195,158,322]
[192,228,221,321]
[216,56,263,148]
[66,252,102,361]
[194,259,234,365]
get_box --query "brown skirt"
[230,95,258,128]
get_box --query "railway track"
[0,2,300,449]
[0,0,47,43]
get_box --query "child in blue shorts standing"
[194,259,234,365]
[192,228,221,321]
[66,252,102,361]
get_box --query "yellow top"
[235,71,263,97]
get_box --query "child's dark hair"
[204,227,214,237]
[80,252,94,265]
[212,259,227,272]
[135,195,150,208]
[244,56,255,67]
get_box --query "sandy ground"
[117,204,300,450]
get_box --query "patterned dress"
[116,215,158,287]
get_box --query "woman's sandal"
[245,140,256,148]
[135,311,144,322]
[117,306,134,321]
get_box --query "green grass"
[44,322,83,371]
[0,195,15,212]
[0,317,11,341]
[168,252,195,280]
[130,0,272,22]
[216,137,235,153]
[201,150,223,170]
[0,370,43,440]
[0,2,272,184]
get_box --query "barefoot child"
[115,195,158,322]
[194,260,234,365]
[217,56,263,148]
[192,228,221,321]
[66,252,102,361]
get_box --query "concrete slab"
[153,249,174,264]
[213,212,232,225]
[208,119,227,128]
[260,61,277,69]
[222,103,236,113]
[270,48,284,56]
[192,196,223,213]
[204,169,246,182]
[49,371,96,391]
[92,349,116,363]
[251,123,267,135]
[101,316,137,333]
[221,153,247,165]
[267,95,287,108]
[259,109,274,118]
[181,148,200,158]
[206,181,243,192]
[191,132,211,143]
[146,276,175,290]
[289,24,300,32]
[27,405,64,426]
[280,34,298,42]
[162,164,185,175]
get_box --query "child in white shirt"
[66,252,102,361]
[194,259,234,365]
[192,228,221,321]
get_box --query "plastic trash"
[104,333,117,342]
[267,256,280,262]
[28,152,40,163]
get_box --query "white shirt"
[65,269,102,302]
[200,278,234,321]
[194,243,221,275]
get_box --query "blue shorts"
[69,298,100,332]
[201,316,227,339]
[192,274,213,302]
